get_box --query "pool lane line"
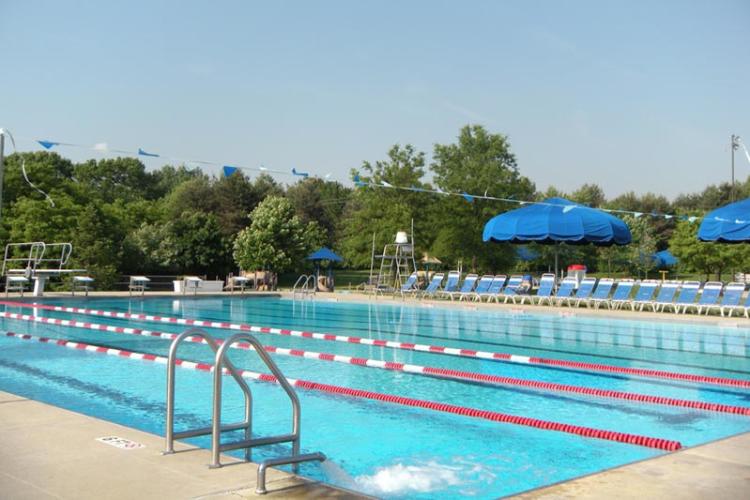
[202,301,750,346]
[6,311,747,417]
[2,300,749,390]
[0,330,683,452]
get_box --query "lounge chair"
[606,279,635,310]
[530,273,556,306]
[688,281,723,315]
[586,278,614,309]
[420,273,445,299]
[399,272,420,297]
[630,280,659,311]
[569,277,597,307]
[467,275,494,301]
[451,273,478,301]
[703,282,745,316]
[669,280,700,313]
[479,275,507,302]
[553,277,578,306]
[500,275,524,303]
[438,271,461,299]
[645,281,681,312]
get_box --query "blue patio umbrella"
[483,197,632,276]
[305,247,343,289]
[652,250,678,268]
[698,198,750,242]
[306,247,343,262]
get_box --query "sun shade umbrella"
[698,198,750,242]
[483,197,632,277]
[652,250,678,268]
[305,247,343,290]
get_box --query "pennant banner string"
[3,130,750,226]
[0,129,55,207]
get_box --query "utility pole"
[0,131,5,220]
[731,134,740,201]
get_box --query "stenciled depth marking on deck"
[2,300,748,390]
[2,310,748,417]
[96,436,145,450]
[2,330,682,451]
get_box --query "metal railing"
[292,274,316,298]
[164,328,325,493]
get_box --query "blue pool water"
[0,296,749,498]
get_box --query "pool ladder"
[292,274,316,299]
[163,327,326,494]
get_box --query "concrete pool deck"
[0,391,365,499]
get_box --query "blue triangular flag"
[353,174,366,187]
[37,140,59,150]
[292,167,309,178]
[223,165,238,177]
[138,148,159,157]
[462,192,474,203]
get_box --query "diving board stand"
[2,242,89,297]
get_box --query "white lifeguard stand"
[373,228,417,293]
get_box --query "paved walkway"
[0,391,363,499]
[514,432,750,499]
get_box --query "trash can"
[566,265,586,287]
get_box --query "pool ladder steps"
[163,327,326,494]
[292,274,316,298]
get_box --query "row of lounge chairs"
[399,272,750,317]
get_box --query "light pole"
[731,134,740,201]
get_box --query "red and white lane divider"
[3,310,749,417]
[1,330,683,451]
[2,300,748,390]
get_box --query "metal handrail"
[292,274,316,298]
[164,327,252,466]
[212,332,302,466]
[2,242,45,276]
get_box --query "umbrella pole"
[554,246,559,282]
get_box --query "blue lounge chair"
[646,281,681,312]
[704,282,745,316]
[530,273,556,306]
[630,280,659,311]
[452,273,478,301]
[690,281,723,315]
[480,275,507,302]
[438,271,461,299]
[669,280,700,313]
[607,279,635,310]
[468,275,494,301]
[420,273,445,299]
[399,272,420,297]
[500,275,524,303]
[586,278,614,309]
[553,277,578,306]
[569,277,597,307]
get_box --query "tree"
[73,157,151,203]
[233,196,325,273]
[571,183,606,207]
[286,178,351,246]
[341,144,434,268]
[71,205,122,288]
[431,125,535,272]
[127,212,230,275]
[669,219,750,280]
[622,216,658,278]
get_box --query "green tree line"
[2,125,749,287]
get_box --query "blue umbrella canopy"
[698,198,750,243]
[483,197,632,246]
[306,247,343,262]
[652,250,678,268]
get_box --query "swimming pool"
[0,296,748,498]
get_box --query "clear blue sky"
[2,0,748,198]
